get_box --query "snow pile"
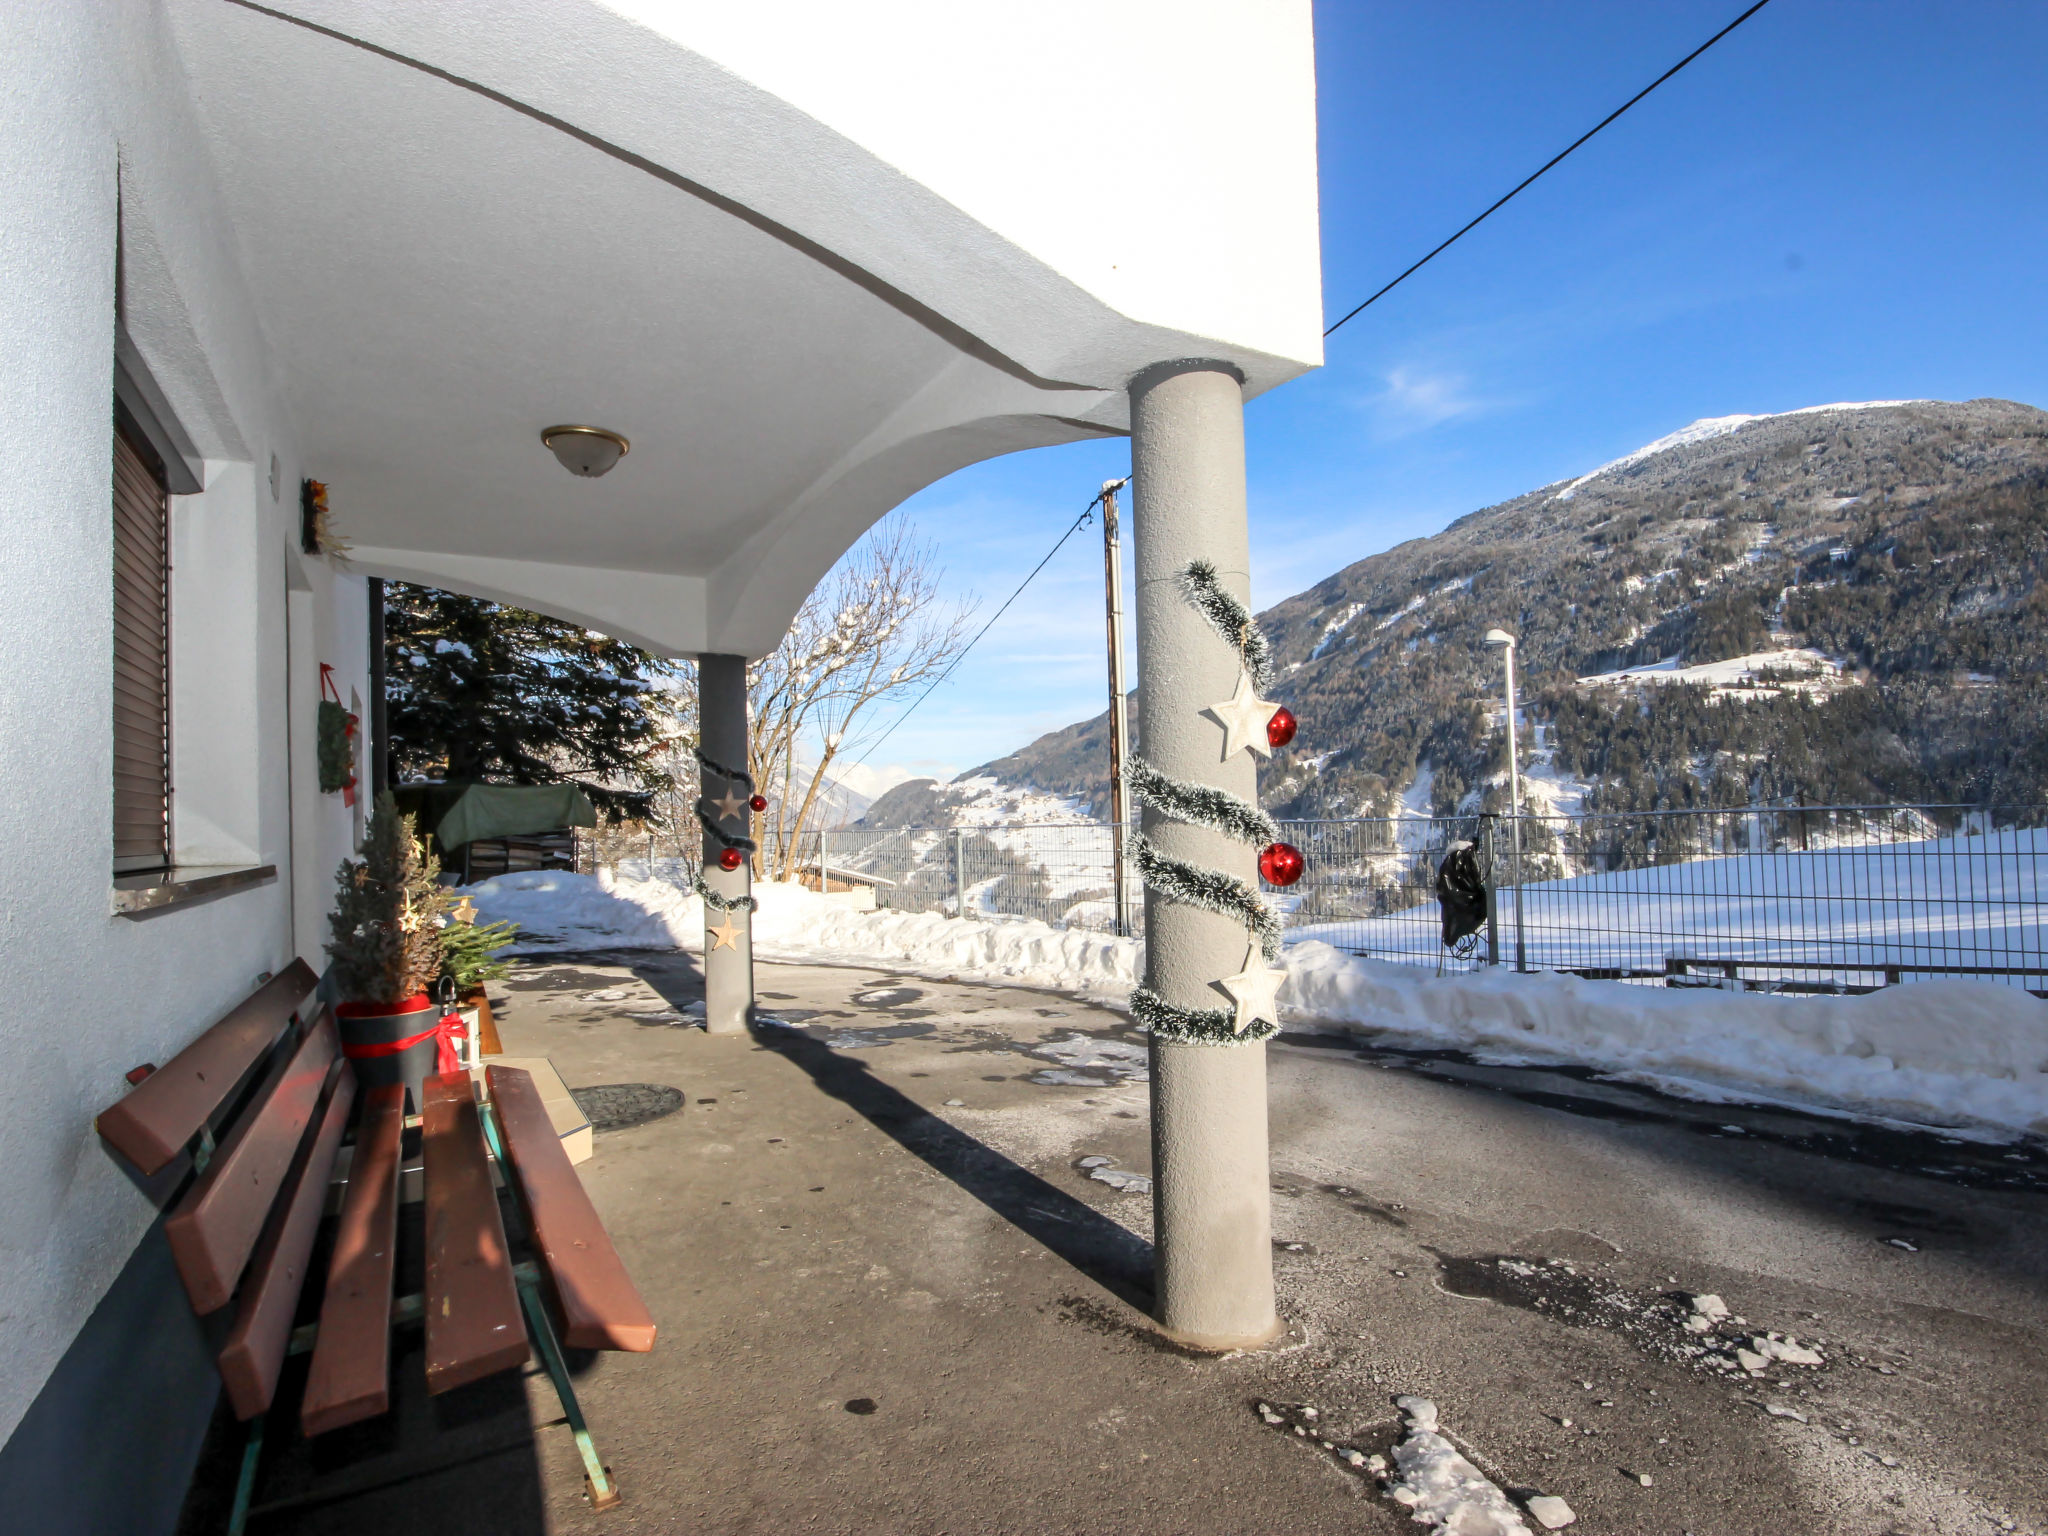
[462,869,696,950]
[468,870,1139,1001]
[469,870,2048,1136]
[1383,1397,1532,1535]
[749,880,1139,997]
[1284,943,2048,1137]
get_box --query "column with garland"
[695,653,760,1033]
[1127,359,1302,1349]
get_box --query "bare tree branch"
[746,521,974,882]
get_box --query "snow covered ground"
[1284,943,2048,1140]
[1576,647,1850,701]
[471,865,2048,1139]
[471,868,1139,1002]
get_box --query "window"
[112,404,171,873]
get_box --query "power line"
[846,481,1124,771]
[1323,0,1774,338]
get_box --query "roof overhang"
[167,1,1323,656]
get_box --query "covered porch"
[3,9,1321,1527]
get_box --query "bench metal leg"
[515,1275,620,1510]
[478,1093,622,1512]
[226,1411,266,1536]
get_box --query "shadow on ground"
[749,1013,1158,1310]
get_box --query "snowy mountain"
[855,773,1094,829]
[973,398,2048,821]
[802,769,875,831]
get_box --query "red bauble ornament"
[1259,841,1305,887]
[749,794,768,813]
[717,847,744,872]
[1266,706,1298,750]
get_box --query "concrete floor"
[212,953,2048,1535]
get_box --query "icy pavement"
[419,951,2048,1535]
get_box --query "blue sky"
[834,0,2048,795]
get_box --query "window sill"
[112,863,277,919]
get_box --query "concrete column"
[697,653,754,1034]
[1129,360,1281,1349]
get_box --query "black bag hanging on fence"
[1436,839,1488,949]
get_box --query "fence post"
[1511,812,1527,973]
[818,825,830,895]
[951,827,965,917]
[1482,818,1500,966]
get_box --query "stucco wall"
[0,0,366,1450]
[630,0,1325,375]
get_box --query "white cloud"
[1366,367,1487,435]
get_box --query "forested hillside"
[958,398,2048,824]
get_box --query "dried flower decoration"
[300,478,352,562]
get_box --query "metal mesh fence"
[785,823,1127,928]
[582,804,2048,996]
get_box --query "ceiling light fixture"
[541,424,630,478]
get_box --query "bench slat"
[488,1065,656,1352]
[165,1010,340,1315]
[300,1083,407,1436]
[421,1071,528,1394]
[96,961,319,1176]
[216,1058,356,1419]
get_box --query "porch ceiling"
[164,1,1321,657]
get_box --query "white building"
[0,4,1320,1528]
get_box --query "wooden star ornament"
[1203,671,1282,761]
[1216,950,1287,1035]
[708,914,743,952]
[710,786,750,822]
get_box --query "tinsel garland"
[1126,818,1281,963]
[692,744,754,792]
[693,743,758,853]
[694,877,758,914]
[1125,759,1283,1046]
[695,803,756,854]
[1178,559,1274,692]
[1124,560,1287,1047]
[1126,756,1277,849]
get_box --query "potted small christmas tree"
[439,894,517,1062]
[327,791,453,1109]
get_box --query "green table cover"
[432,782,598,849]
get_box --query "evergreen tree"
[384,585,683,817]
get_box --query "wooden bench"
[96,961,657,1533]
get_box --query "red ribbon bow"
[341,1011,468,1075]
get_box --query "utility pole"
[1101,477,1134,936]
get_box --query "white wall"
[0,0,364,1448]
[628,0,1325,376]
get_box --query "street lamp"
[1483,628,1528,972]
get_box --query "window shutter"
[113,418,171,873]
